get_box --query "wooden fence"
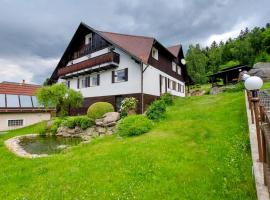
[248,89,270,194]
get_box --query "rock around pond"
[5,134,83,158]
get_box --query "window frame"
[177,66,181,75]
[85,33,93,45]
[151,47,159,60]
[112,68,128,83]
[172,62,177,72]
[8,119,24,127]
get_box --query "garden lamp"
[244,75,263,161]
[244,76,263,97]
[242,73,250,81]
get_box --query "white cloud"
[0,55,58,84]
[204,19,255,46]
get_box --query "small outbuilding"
[209,65,251,85]
[0,81,54,131]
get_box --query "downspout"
[141,63,150,114]
[141,62,144,114]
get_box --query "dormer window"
[172,62,176,72]
[177,66,181,75]
[152,47,158,60]
[85,33,92,45]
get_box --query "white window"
[113,69,128,83]
[66,80,70,88]
[172,62,176,72]
[152,47,158,60]
[81,79,86,88]
[177,66,181,75]
[85,33,92,45]
[8,119,23,127]
[91,75,98,86]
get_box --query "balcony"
[72,43,109,60]
[58,52,120,78]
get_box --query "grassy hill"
[0,92,256,199]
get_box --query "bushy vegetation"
[62,116,94,130]
[145,99,166,121]
[117,115,153,137]
[87,102,114,120]
[223,82,245,93]
[120,97,138,118]
[36,83,83,117]
[186,23,270,84]
[160,93,174,106]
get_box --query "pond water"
[19,135,83,155]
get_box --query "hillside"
[0,92,256,199]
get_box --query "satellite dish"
[181,59,186,65]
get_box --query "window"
[172,62,176,72]
[177,66,181,75]
[173,81,176,90]
[91,74,100,86]
[81,79,86,88]
[20,95,33,107]
[152,47,158,60]
[85,33,92,45]
[66,80,70,88]
[0,94,5,107]
[8,119,23,127]
[6,95,19,107]
[112,69,128,83]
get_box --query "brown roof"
[0,82,40,96]
[167,44,181,57]
[98,31,154,63]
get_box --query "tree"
[36,83,83,116]
[43,78,50,86]
[186,44,208,84]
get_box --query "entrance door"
[115,95,124,112]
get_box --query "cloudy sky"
[0,0,269,84]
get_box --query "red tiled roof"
[98,31,154,63]
[0,82,40,96]
[167,44,182,57]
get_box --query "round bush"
[87,102,114,120]
[145,100,166,121]
[117,115,153,137]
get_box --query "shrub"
[62,116,94,130]
[160,93,174,106]
[78,116,95,130]
[87,102,114,120]
[145,100,166,121]
[224,82,245,93]
[37,121,49,135]
[120,97,138,117]
[117,115,153,137]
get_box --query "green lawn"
[0,92,256,199]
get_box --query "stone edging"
[245,91,270,200]
[4,134,48,158]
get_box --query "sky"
[0,0,269,84]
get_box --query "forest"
[185,23,270,84]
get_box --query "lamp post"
[244,76,263,161]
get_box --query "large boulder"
[95,112,120,127]
[249,62,270,80]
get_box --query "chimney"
[22,80,25,84]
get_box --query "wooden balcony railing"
[72,43,109,60]
[58,52,120,77]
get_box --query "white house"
[50,22,188,114]
[0,81,54,131]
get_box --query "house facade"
[50,23,188,114]
[0,81,54,131]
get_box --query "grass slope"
[0,92,256,199]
